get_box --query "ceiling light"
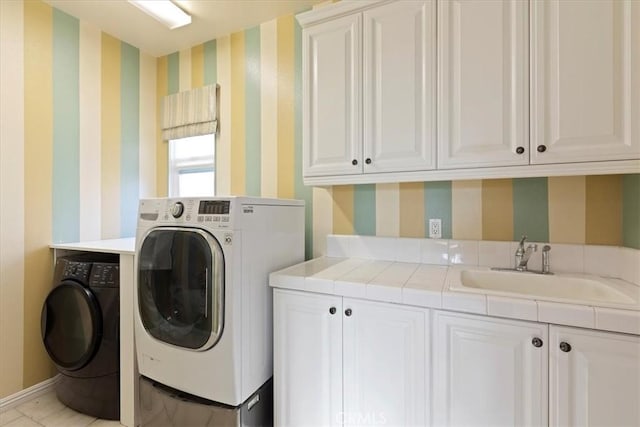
[128,0,191,30]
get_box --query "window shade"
[161,84,218,140]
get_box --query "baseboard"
[0,375,59,412]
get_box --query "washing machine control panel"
[138,198,233,228]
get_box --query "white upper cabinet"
[298,0,640,185]
[300,0,436,180]
[550,326,640,427]
[363,0,436,173]
[432,311,548,427]
[302,13,361,177]
[438,0,529,169]
[531,0,640,164]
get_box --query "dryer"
[134,197,304,408]
[41,254,120,420]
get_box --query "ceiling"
[45,0,323,57]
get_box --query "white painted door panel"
[432,311,548,427]
[531,0,640,163]
[343,299,428,427]
[438,0,529,169]
[273,290,343,427]
[550,326,640,427]
[363,0,436,173]
[303,13,362,177]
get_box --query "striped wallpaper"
[0,0,156,397]
[155,19,640,260]
[38,5,156,244]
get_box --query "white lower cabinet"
[274,290,343,427]
[274,289,640,427]
[343,298,428,427]
[432,311,548,427]
[273,289,428,427]
[550,326,640,427]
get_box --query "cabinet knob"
[365,158,372,164]
[516,146,525,155]
[559,342,572,352]
[532,337,543,348]
[537,145,547,153]
[352,159,358,166]
[329,307,336,315]
[345,308,352,317]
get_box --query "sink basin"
[457,269,636,305]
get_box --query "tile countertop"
[50,237,135,255]
[269,257,640,336]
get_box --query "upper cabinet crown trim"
[297,0,393,27]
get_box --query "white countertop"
[270,257,640,336]
[50,237,135,255]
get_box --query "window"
[168,134,215,197]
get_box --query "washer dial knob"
[170,202,184,218]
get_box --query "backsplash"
[325,235,640,286]
[313,175,640,255]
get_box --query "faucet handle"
[542,245,552,274]
[528,243,538,252]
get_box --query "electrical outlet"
[429,219,442,239]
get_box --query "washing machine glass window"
[41,281,102,370]
[138,227,225,350]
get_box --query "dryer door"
[138,227,224,350]
[41,281,102,370]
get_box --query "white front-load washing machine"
[134,197,304,411]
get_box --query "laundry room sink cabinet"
[431,311,548,426]
[273,289,428,426]
[549,326,640,426]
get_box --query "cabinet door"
[363,0,436,173]
[302,14,362,177]
[432,311,548,427]
[343,299,428,427]
[550,326,640,427]
[531,0,640,163]
[437,0,529,169]
[273,290,343,427]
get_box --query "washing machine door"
[41,281,102,370]
[138,227,224,351]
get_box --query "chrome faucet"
[515,235,537,271]
[492,236,552,274]
[515,235,527,265]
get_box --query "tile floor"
[0,391,121,427]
